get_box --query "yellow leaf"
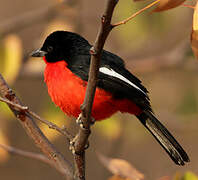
[182,172,198,180]
[153,0,186,12]
[2,34,22,84]
[191,1,198,60]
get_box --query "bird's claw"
[76,114,84,129]
[69,139,76,155]
[76,114,95,130]
[90,117,95,125]
[69,135,89,155]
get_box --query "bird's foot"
[76,114,95,130]
[90,117,96,125]
[69,135,89,155]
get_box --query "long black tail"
[136,111,190,165]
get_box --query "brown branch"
[28,110,73,141]
[112,0,160,27]
[72,0,119,179]
[0,73,74,180]
[0,96,28,110]
[0,143,54,167]
[0,96,73,141]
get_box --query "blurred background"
[0,0,197,179]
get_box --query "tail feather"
[136,111,190,166]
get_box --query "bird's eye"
[47,46,53,52]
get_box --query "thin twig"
[0,143,76,178]
[0,143,53,166]
[112,0,160,27]
[0,95,73,141]
[72,0,119,179]
[0,73,73,179]
[28,110,73,141]
[0,96,28,110]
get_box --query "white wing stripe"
[99,67,147,96]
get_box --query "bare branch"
[0,144,53,167]
[72,0,119,179]
[0,73,74,179]
[28,110,73,141]
[112,0,160,27]
[0,143,76,176]
[0,96,28,110]
[0,95,73,141]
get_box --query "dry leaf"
[191,1,198,60]
[108,175,128,180]
[153,0,186,12]
[97,153,144,180]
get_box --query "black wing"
[67,50,152,112]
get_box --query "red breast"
[43,57,141,120]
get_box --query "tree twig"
[72,0,119,179]
[28,108,74,142]
[0,95,73,141]
[28,110,73,141]
[0,73,74,179]
[0,143,54,167]
[0,143,76,176]
[0,96,28,110]
[112,0,160,27]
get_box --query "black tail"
[136,111,190,165]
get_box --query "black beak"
[30,49,47,57]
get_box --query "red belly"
[44,60,141,121]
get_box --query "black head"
[31,31,90,63]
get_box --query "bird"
[31,30,190,166]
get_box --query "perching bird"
[31,31,189,166]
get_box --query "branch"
[0,96,28,110]
[112,0,160,27]
[28,110,73,141]
[0,73,74,180]
[72,0,119,179]
[0,143,54,167]
[0,96,73,141]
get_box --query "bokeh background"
[0,0,197,179]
